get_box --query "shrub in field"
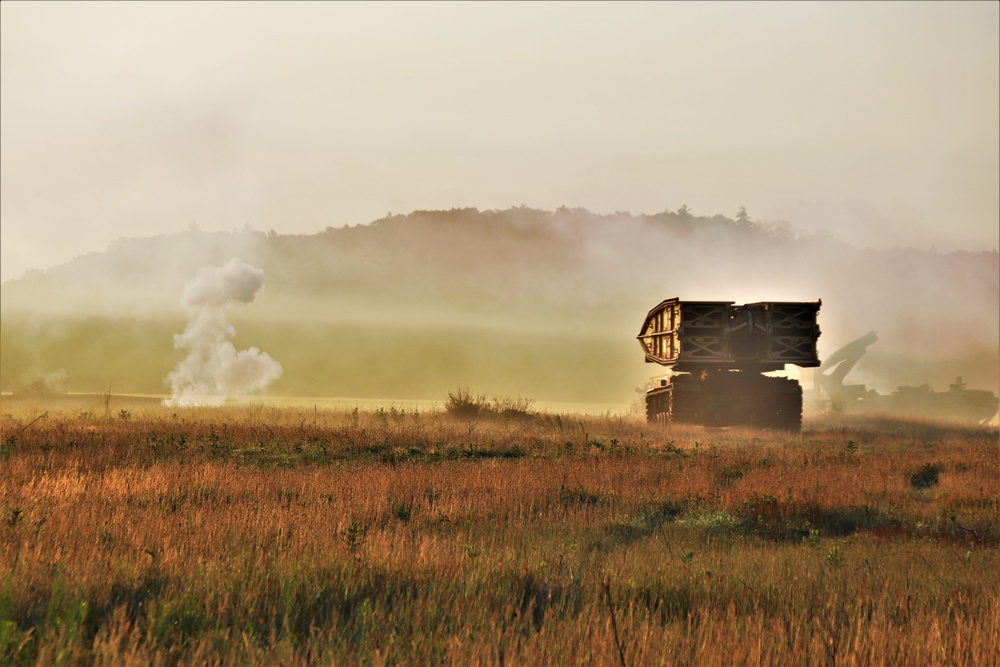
[341,520,368,554]
[444,387,534,420]
[909,462,941,490]
[491,394,535,419]
[444,386,488,418]
[391,499,414,523]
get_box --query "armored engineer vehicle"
[810,331,999,425]
[637,298,822,430]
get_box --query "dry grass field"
[1,395,998,665]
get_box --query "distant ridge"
[2,207,997,402]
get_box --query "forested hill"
[2,207,998,402]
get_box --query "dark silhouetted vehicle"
[637,298,822,430]
[810,332,999,425]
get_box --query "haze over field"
[1,3,997,407]
[2,208,997,406]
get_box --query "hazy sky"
[2,1,998,283]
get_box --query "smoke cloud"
[164,258,282,406]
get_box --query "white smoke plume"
[164,258,282,406]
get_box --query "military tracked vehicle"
[810,332,999,425]
[637,298,822,430]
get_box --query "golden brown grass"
[1,399,998,665]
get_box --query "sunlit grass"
[1,400,998,664]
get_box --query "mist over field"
[1,207,997,404]
[2,2,997,409]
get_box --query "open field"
[2,398,998,665]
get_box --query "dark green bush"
[909,463,941,490]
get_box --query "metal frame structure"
[637,298,822,429]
